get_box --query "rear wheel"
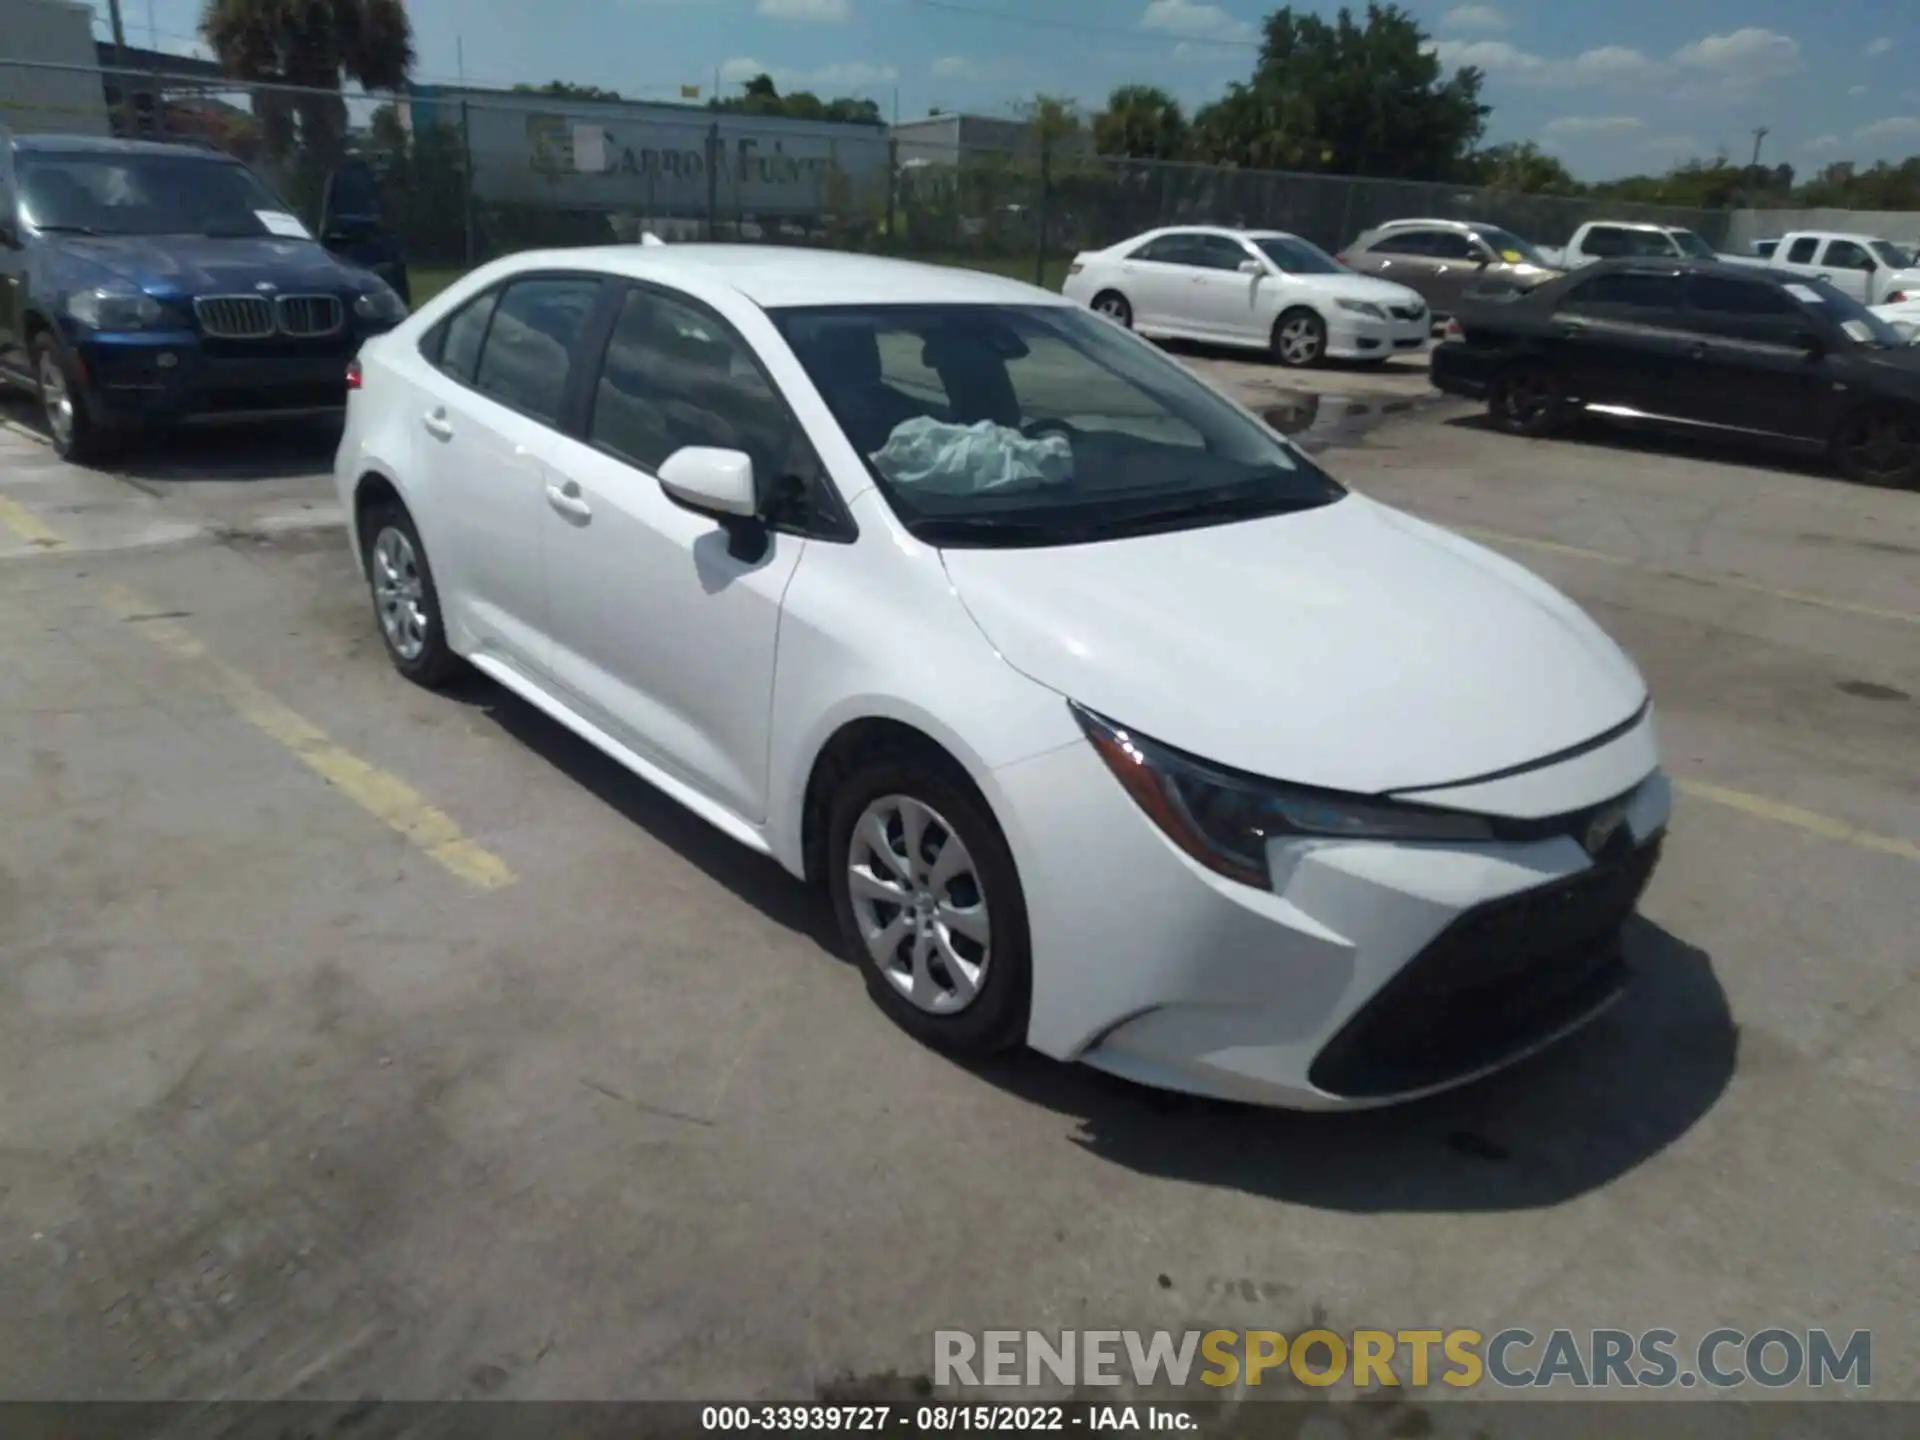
[362,503,463,687]
[1832,403,1920,489]
[1090,290,1132,328]
[1271,307,1326,368]
[1488,360,1564,437]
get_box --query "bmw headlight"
[66,285,165,330]
[1073,704,1492,886]
[354,283,409,324]
[1336,298,1387,320]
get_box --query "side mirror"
[1236,258,1264,275]
[658,446,757,518]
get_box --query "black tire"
[826,745,1031,1057]
[1270,306,1327,368]
[1487,360,1565,438]
[32,332,115,465]
[360,502,463,687]
[1832,402,1920,489]
[1090,290,1132,328]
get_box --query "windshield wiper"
[1079,489,1326,540]
[34,223,103,236]
[911,515,1095,546]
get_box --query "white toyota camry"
[1061,225,1431,366]
[335,244,1670,1109]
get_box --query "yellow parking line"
[1676,779,1920,863]
[1455,525,1920,627]
[98,584,515,891]
[0,495,68,552]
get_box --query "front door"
[1680,272,1829,440]
[1182,232,1268,343]
[419,274,604,673]
[540,283,804,821]
[1547,267,1692,412]
[1815,238,1875,304]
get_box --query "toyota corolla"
[334,244,1670,1109]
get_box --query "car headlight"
[66,285,165,330]
[354,284,409,323]
[1073,703,1493,887]
[1336,298,1387,320]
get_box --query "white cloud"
[1441,5,1506,30]
[1671,28,1801,79]
[720,55,896,88]
[931,55,975,77]
[1543,115,1645,138]
[1426,39,1662,87]
[1138,0,1253,42]
[755,0,850,19]
[1864,37,1893,58]
[1856,115,1920,143]
[1849,84,1868,97]
[1800,134,1840,154]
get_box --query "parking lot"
[0,343,1915,1414]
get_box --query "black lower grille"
[1309,838,1663,1099]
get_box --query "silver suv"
[1341,219,1561,318]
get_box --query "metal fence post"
[1036,132,1052,288]
[884,137,898,254]
[706,122,721,240]
[459,99,477,268]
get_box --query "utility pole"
[106,0,127,61]
[1749,126,1769,170]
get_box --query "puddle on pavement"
[1258,389,1441,451]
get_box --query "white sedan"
[1061,225,1431,367]
[336,244,1669,1109]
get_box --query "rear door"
[1351,229,1447,310]
[1116,233,1201,332]
[1549,267,1691,411]
[1417,229,1489,314]
[1680,272,1829,439]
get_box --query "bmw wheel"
[1488,361,1565,438]
[33,333,113,466]
[827,749,1031,1056]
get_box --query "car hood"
[941,494,1648,794]
[53,234,364,296]
[1291,270,1426,309]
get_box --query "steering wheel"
[1023,417,1080,442]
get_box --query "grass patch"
[402,251,1068,308]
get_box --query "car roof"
[1126,226,1304,244]
[1372,218,1480,231]
[11,133,240,160]
[485,244,1074,309]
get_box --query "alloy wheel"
[1500,368,1552,427]
[1278,315,1323,366]
[1094,294,1130,324]
[371,526,430,661]
[846,794,992,1015]
[38,351,74,451]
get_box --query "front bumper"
[1325,308,1430,360]
[1429,341,1498,399]
[989,710,1670,1110]
[66,325,389,426]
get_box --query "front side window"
[473,277,602,424]
[774,303,1344,547]
[1562,271,1684,312]
[1424,231,1480,261]
[1824,239,1873,271]
[1251,234,1344,274]
[589,287,817,500]
[1870,240,1914,269]
[1475,226,1551,267]
[1130,234,1194,265]
[1189,234,1255,271]
[1669,230,1718,260]
[1685,274,1798,318]
[19,153,292,237]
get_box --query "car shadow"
[1442,409,1863,486]
[436,662,1737,1214]
[0,393,339,482]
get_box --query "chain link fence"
[3,59,1733,292]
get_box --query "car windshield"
[19,152,296,238]
[1476,225,1552,267]
[1669,229,1719,260]
[1870,240,1915,268]
[1796,277,1907,347]
[1252,235,1343,274]
[772,303,1345,547]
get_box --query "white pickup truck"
[1722,231,1920,306]
[1536,220,1722,269]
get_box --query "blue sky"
[90,0,1919,179]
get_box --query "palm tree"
[1092,86,1188,162]
[200,0,415,165]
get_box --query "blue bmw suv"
[0,132,410,464]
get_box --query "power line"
[906,0,1259,50]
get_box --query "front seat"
[790,323,923,454]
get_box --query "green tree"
[1192,3,1486,179]
[1461,141,1584,196]
[1024,93,1082,151]
[709,73,882,126]
[512,81,623,102]
[1092,85,1188,160]
[200,0,415,166]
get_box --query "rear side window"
[435,290,498,385]
[473,277,603,424]
[1562,271,1684,312]
[1787,237,1819,264]
[1369,230,1439,256]
[1131,233,1196,264]
[1686,274,1798,317]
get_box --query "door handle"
[422,408,452,440]
[545,481,592,522]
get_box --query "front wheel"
[827,751,1031,1057]
[1487,361,1565,438]
[33,333,114,465]
[1832,403,1920,489]
[1271,307,1327,368]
